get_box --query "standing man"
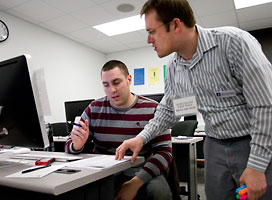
[116,0,272,199]
[65,60,173,200]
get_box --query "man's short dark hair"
[101,60,129,76]
[141,0,196,31]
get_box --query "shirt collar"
[196,25,217,54]
[174,25,218,69]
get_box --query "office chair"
[51,122,69,137]
[50,122,69,152]
[171,120,200,199]
[171,120,198,137]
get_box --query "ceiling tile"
[8,0,65,23]
[42,14,88,34]
[66,27,106,42]
[71,5,115,26]
[87,37,127,52]
[189,0,235,17]
[91,0,112,5]
[42,0,95,13]
[112,30,144,43]
[239,17,272,31]
[0,4,9,11]
[201,11,238,28]
[0,0,30,8]
[237,3,272,23]
[126,40,149,49]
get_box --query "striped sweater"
[65,94,172,183]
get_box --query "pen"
[21,165,51,174]
[67,121,81,127]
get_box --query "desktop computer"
[0,55,49,149]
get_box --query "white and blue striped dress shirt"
[138,25,272,172]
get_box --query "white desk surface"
[0,151,144,195]
[53,136,69,142]
[194,131,206,136]
[172,136,203,144]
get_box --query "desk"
[172,137,203,200]
[194,132,206,164]
[0,151,144,200]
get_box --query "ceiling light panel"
[234,0,272,9]
[93,14,145,36]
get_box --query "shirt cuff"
[247,152,271,172]
[136,169,152,184]
[137,130,150,145]
[70,142,83,154]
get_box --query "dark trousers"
[204,136,272,200]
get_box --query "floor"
[180,166,206,200]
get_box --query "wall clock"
[0,20,9,42]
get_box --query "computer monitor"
[142,93,197,120]
[0,55,49,148]
[64,99,94,133]
[142,93,164,103]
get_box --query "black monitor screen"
[65,99,94,133]
[142,93,164,103]
[0,55,49,148]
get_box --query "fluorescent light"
[93,15,145,36]
[234,0,272,9]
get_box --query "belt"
[219,135,251,143]
[209,135,251,144]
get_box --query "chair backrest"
[51,122,68,137]
[171,120,198,137]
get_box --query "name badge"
[215,90,236,98]
[173,96,198,117]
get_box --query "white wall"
[106,47,172,95]
[0,11,106,123]
[0,11,204,127]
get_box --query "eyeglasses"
[146,23,168,38]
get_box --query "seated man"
[65,60,173,200]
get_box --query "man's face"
[145,9,174,58]
[101,67,132,108]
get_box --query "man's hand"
[115,136,144,164]
[114,176,144,200]
[70,120,89,151]
[240,167,267,200]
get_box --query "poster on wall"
[148,66,160,85]
[134,68,144,85]
[163,65,166,80]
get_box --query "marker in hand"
[67,121,82,127]
[235,185,247,200]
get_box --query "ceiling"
[1,0,272,54]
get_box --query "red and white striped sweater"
[65,94,172,183]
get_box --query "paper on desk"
[174,136,194,140]
[11,153,82,162]
[6,165,64,178]
[65,155,130,169]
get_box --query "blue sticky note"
[134,68,144,85]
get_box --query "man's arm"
[115,136,144,163]
[116,131,173,199]
[65,119,89,153]
[116,101,178,162]
[228,30,272,199]
[114,176,144,200]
